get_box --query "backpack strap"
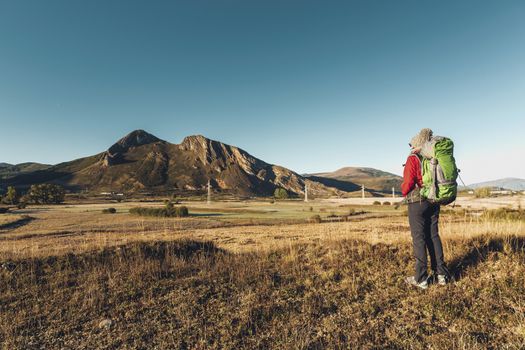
[408,153,422,177]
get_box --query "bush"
[102,208,117,214]
[308,215,322,224]
[17,203,27,209]
[474,187,492,198]
[373,201,381,205]
[274,188,289,200]
[129,206,189,218]
[177,206,189,217]
[0,207,9,214]
[19,195,30,206]
[382,201,391,206]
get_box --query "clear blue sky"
[1,0,524,184]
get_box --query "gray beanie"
[410,128,433,149]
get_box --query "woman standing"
[402,128,450,289]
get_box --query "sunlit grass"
[0,199,524,348]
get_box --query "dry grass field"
[1,197,524,349]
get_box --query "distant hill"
[468,178,525,191]
[307,167,402,193]
[0,162,51,179]
[3,130,342,197]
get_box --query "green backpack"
[419,136,458,205]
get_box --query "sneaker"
[437,274,448,286]
[404,276,428,290]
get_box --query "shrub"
[373,201,381,205]
[0,207,8,214]
[19,194,31,206]
[129,206,189,218]
[17,202,27,209]
[474,187,492,198]
[274,188,289,200]
[177,206,189,217]
[308,215,322,223]
[382,201,391,206]
[102,208,117,214]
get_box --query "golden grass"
[1,235,524,348]
[1,208,523,260]
[0,214,26,227]
[0,201,524,348]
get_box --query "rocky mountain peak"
[104,130,163,166]
[180,135,210,151]
[110,130,161,151]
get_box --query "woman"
[402,128,450,289]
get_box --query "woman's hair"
[410,128,433,149]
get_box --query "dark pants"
[408,201,449,283]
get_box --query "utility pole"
[361,184,365,199]
[304,183,308,202]
[207,179,211,205]
[392,187,395,199]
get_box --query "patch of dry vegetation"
[1,201,524,348]
[0,215,33,230]
[1,234,525,349]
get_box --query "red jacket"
[402,154,423,197]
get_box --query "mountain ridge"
[0,162,52,179]
[306,166,403,193]
[468,178,525,191]
[3,130,341,197]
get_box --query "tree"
[274,188,289,200]
[29,184,65,204]
[5,186,18,205]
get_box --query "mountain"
[4,130,342,197]
[468,178,525,191]
[0,162,51,179]
[307,167,403,193]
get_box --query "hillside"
[468,178,525,191]
[308,167,402,193]
[0,162,51,179]
[4,130,341,197]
